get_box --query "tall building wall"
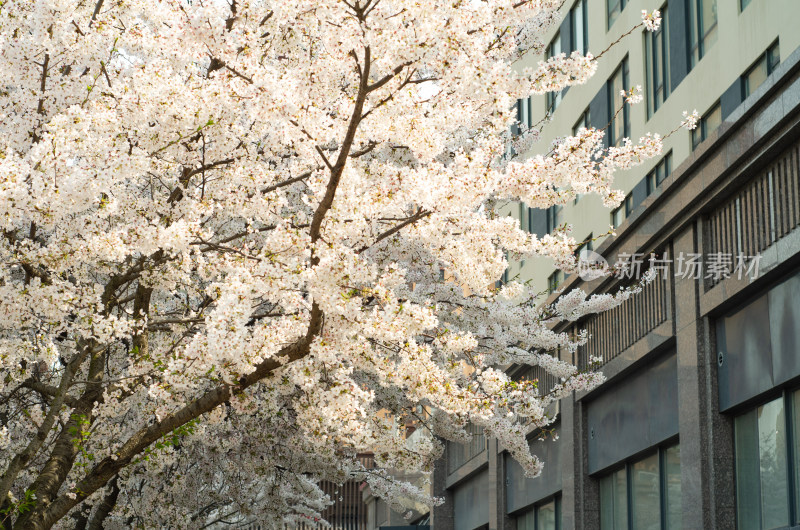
[433,1,800,528]
[502,0,800,297]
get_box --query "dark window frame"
[574,234,594,259]
[570,0,589,55]
[691,100,721,150]
[687,0,718,68]
[546,204,564,233]
[573,108,591,136]
[514,494,563,530]
[645,4,670,118]
[608,57,631,148]
[546,32,563,114]
[611,194,634,229]
[646,151,673,195]
[598,441,681,530]
[548,269,564,294]
[733,387,800,528]
[741,40,780,99]
[607,0,627,29]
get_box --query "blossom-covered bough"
[0,1,671,527]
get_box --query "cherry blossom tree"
[0,1,668,527]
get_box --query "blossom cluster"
[0,0,675,527]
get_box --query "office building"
[431,1,800,529]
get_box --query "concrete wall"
[501,0,800,297]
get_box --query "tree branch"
[357,209,431,254]
[0,347,89,506]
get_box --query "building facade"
[432,0,800,529]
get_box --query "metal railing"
[514,355,562,395]
[446,423,486,473]
[577,274,670,370]
[705,140,800,287]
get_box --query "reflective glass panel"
[664,445,682,530]
[537,500,557,530]
[631,453,660,530]
[600,468,628,530]
[758,398,789,529]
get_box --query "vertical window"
[527,207,537,234]
[573,108,591,136]
[574,235,594,259]
[546,33,563,114]
[645,5,670,118]
[742,41,780,99]
[572,107,590,204]
[687,0,718,68]
[663,445,682,529]
[646,151,673,195]
[548,270,564,294]
[740,0,751,11]
[599,468,628,529]
[608,59,630,148]
[546,204,564,233]
[611,206,625,229]
[515,97,534,136]
[733,390,800,529]
[607,0,627,29]
[515,497,561,530]
[570,0,589,55]
[599,444,682,530]
[519,202,529,233]
[611,194,633,228]
[631,453,660,530]
[794,391,800,523]
[691,101,721,150]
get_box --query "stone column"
[431,447,455,530]
[672,224,735,530]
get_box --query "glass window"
[546,33,563,114]
[538,499,557,530]
[688,0,718,68]
[624,195,633,216]
[571,0,589,55]
[515,497,561,530]
[519,203,528,232]
[546,204,563,233]
[611,194,633,228]
[573,108,591,136]
[517,507,535,530]
[691,101,721,150]
[734,391,800,529]
[515,97,534,136]
[548,270,564,294]
[574,235,594,260]
[600,468,628,530]
[794,391,800,521]
[631,453,660,530]
[758,399,789,529]
[600,444,681,530]
[739,0,751,11]
[608,59,630,148]
[527,207,537,234]
[646,151,673,195]
[607,0,627,29]
[646,5,670,117]
[743,41,780,99]
[663,445,682,530]
[611,205,625,229]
